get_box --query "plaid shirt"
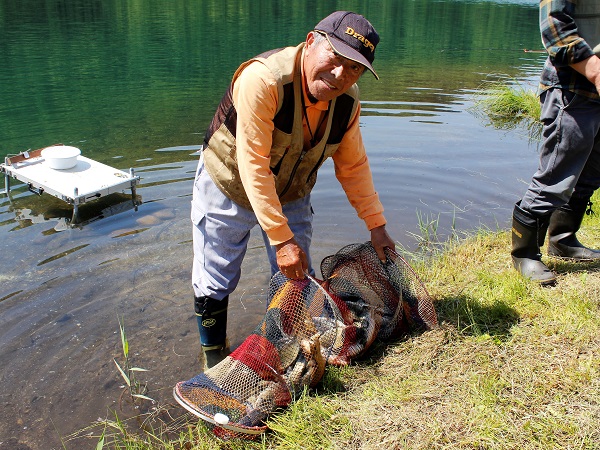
[539,0,599,99]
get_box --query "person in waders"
[511,0,600,285]
[191,11,395,369]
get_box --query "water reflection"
[4,191,142,232]
[0,0,540,168]
[37,244,90,266]
[362,100,461,118]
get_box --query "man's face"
[303,32,365,102]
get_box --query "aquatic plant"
[114,317,154,405]
[470,80,542,143]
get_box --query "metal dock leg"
[2,157,11,196]
[71,187,80,225]
[2,172,10,196]
[130,168,139,211]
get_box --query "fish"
[299,332,326,388]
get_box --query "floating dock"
[1,146,140,224]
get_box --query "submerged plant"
[114,316,153,405]
[470,80,542,143]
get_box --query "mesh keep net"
[173,242,437,439]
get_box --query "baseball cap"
[314,11,380,79]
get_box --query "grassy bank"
[77,189,600,449]
[263,193,600,449]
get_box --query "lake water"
[0,1,544,449]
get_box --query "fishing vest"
[574,0,600,54]
[202,43,360,210]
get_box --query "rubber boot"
[548,197,600,261]
[511,202,556,285]
[194,295,230,370]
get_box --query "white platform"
[1,148,140,223]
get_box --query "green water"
[1,0,540,167]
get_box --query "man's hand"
[370,225,396,262]
[275,238,308,279]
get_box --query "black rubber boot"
[548,197,600,261]
[511,202,556,285]
[194,295,230,370]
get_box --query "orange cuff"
[364,213,387,231]
[264,223,294,246]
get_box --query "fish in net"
[173,242,437,439]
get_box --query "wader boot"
[194,295,230,370]
[511,202,556,285]
[548,197,600,261]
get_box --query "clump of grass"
[471,80,543,142]
[398,208,464,262]
[408,210,440,253]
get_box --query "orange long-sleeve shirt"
[233,55,386,245]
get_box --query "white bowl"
[42,145,81,170]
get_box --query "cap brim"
[323,34,379,80]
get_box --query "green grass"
[71,192,600,449]
[470,80,543,143]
